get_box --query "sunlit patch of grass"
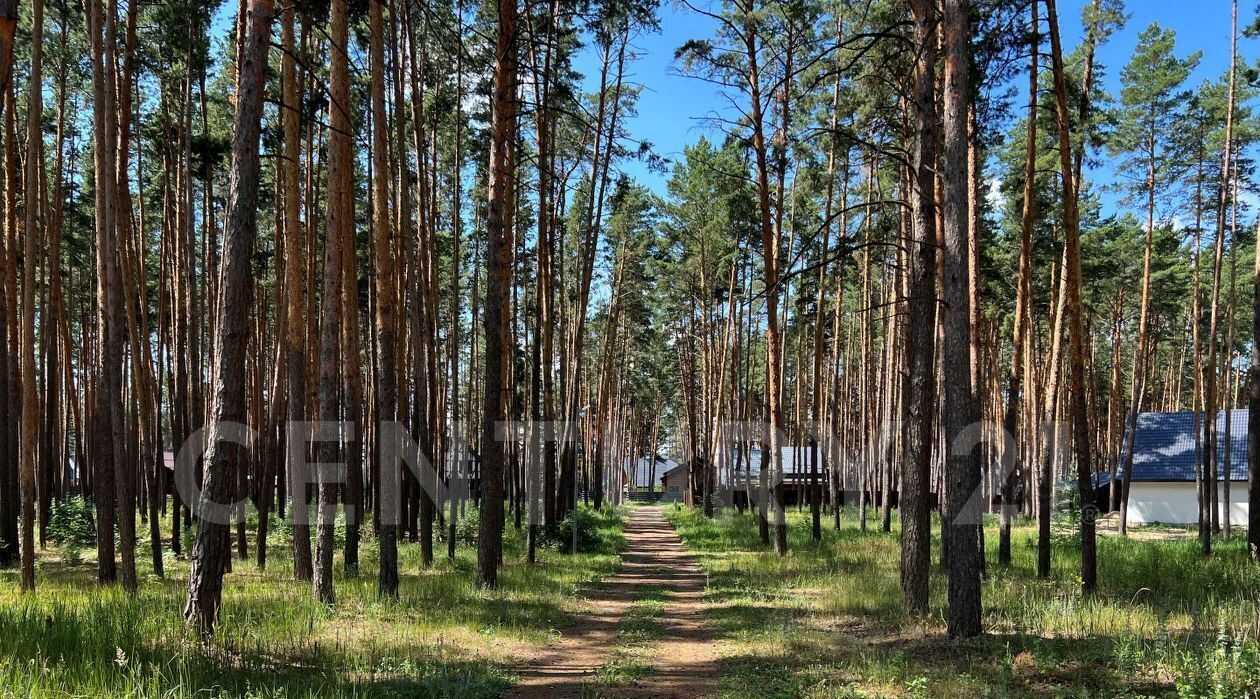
[666,503,1260,698]
[591,655,653,686]
[618,586,667,645]
[0,503,627,697]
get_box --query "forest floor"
[504,506,724,699]
[1093,512,1196,541]
[6,501,1258,698]
[666,505,1260,698]
[0,503,629,698]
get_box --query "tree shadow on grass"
[975,530,1260,634]
[865,631,1175,697]
[0,515,628,697]
[714,630,1172,698]
[0,584,513,698]
[704,602,797,636]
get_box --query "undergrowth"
[667,503,1260,698]
[0,502,628,698]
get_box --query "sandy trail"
[502,506,722,699]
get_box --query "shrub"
[1053,478,1079,512]
[453,505,480,546]
[1170,631,1260,699]
[432,503,618,552]
[542,507,608,552]
[182,524,196,556]
[47,497,96,563]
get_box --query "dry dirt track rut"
[502,506,722,699]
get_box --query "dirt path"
[502,506,722,699]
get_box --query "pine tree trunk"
[810,23,842,541]
[280,4,312,583]
[448,0,466,562]
[315,0,352,605]
[1222,169,1239,538]
[113,0,143,591]
[1000,0,1037,567]
[183,0,273,632]
[477,0,517,587]
[0,198,11,568]
[340,119,364,578]
[942,0,982,638]
[1045,0,1097,594]
[86,0,123,587]
[901,0,938,615]
[737,0,787,556]
[1200,0,1237,553]
[18,0,44,592]
[526,0,556,557]
[370,0,399,598]
[1249,209,1260,559]
[0,0,15,104]
[43,22,71,551]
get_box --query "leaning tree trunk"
[183,0,273,633]
[1001,0,1037,567]
[1045,0,1097,594]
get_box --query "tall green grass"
[0,504,627,698]
[667,504,1260,698]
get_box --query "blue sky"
[576,3,725,195]
[602,0,1253,213]
[203,0,1249,219]
[1062,0,1252,222]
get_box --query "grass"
[0,503,628,698]
[666,503,1260,699]
[586,585,668,697]
[617,585,668,646]
[591,655,654,687]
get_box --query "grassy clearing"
[667,504,1260,698]
[0,504,627,698]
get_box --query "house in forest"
[162,452,176,496]
[732,447,828,507]
[660,463,689,503]
[1111,409,1249,526]
[659,447,830,508]
[626,454,679,491]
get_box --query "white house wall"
[1127,482,1249,526]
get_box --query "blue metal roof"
[1118,409,1249,482]
[742,447,818,476]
